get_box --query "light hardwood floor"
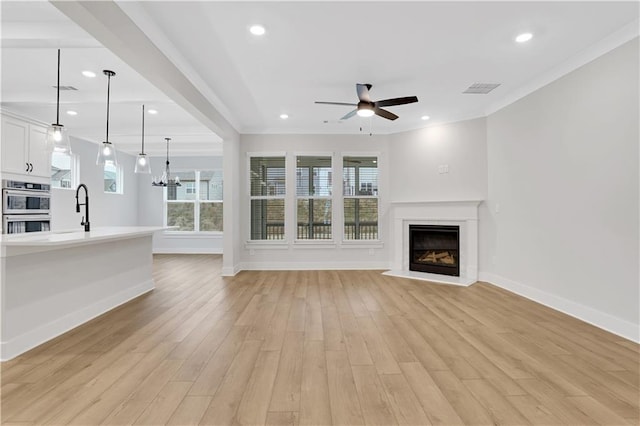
[1,254,638,425]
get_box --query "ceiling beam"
[50,0,239,141]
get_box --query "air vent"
[462,83,500,94]
[53,85,78,91]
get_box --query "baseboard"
[0,280,155,361]
[221,264,241,276]
[479,272,639,343]
[153,248,223,254]
[239,261,391,271]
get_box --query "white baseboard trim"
[479,272,639,343]
[239,261,391,271]
[0,280,155,361]
[153,248,223,254]
[383,270,475,287]
[221,264,241,276]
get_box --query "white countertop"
[1,226,170,247]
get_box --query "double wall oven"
[2,180,51,234]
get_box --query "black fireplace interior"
[409,225,460,276]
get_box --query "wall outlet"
[495,203,500,213]
[249,249,255,256]
[438,164,449,174]
[368,248,374,255]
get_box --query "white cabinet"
[28,124,50,178]
[1,113,51,181]
[1,115,29,175]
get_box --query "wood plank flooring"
[1,254,638,425]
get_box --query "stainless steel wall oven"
[2,180,51,234]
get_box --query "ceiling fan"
[315,83,418,121]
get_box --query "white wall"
[481,38,639,340]
[239,133,392,269]
[389,118,488,202]
[51,136,138,231]
[136,155,224,253]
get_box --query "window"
[343,156,378,240]
[165,170,222,232]
[296,156,332,240]
[104,163,122,194]
[199,170,223,232]
[249,156,285,240]
[51,151,77,189]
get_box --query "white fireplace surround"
[384,200,482,286]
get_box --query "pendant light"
[134,105,151,174]
[96,70,118,166]
[152,138,181,187]
[45,49,72,154]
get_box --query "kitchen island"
[0,226,168,360]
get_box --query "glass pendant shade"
[135,153,151,174]
[45,124,72,154]
[97,141,117,165]
[97,70,118,166]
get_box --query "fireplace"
[409,225,460,276]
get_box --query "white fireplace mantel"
[384,200,482,286]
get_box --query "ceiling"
[1,1,638,155]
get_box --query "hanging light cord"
[141,105,145,154]
[105,72,111,143]
[56,49,61,126]
[165,138,171,183]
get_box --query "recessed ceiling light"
[82,70,96,78]
[280,113,289,119]
[250,25,266,36]
[515,33,533,43]
[148,109,158,115]
[66,110,78,116]
[421,115,430,120]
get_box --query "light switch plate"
[438,164,449,174]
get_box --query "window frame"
[294,153,334,242]
[103,162,123,195]
[164,169,223,234]
[341,153,381,243]
[50,151,79,190]
[247,153,287,242]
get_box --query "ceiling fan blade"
[340,110,358,120]
[374,107,398,121]
[315,101,357,106]
[356,83,372,102]
[375,96,419,107]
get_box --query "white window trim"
[244,151,384,250]
[164,169,223,234]
[294,152,335,243]
[51,152,79,190]
[341,153,381,242]
[104,162,123,195]
[248,153,287,242]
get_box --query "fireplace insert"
[409,225,460,276]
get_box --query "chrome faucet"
[75,183,90,232]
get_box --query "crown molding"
[485,19,639,116]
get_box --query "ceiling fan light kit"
[315,83,418,121]
[357,103,375,117]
